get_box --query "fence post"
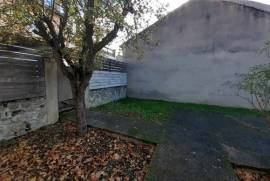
[44,57,59,124]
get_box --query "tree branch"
[50,0,56,21]
[33,21,53,46]
[41,15,58,44]
[93,0,134,53]
[56,53,75,83]
[84,0,95,49]
[59,1,69,48]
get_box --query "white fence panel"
[89,71,127,90]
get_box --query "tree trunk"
[54,51,93,134]
[71,81,88,134]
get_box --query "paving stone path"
[85,110,270,181]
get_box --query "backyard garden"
[1,0,270,180]
[1,98,270,180]
[92,98,270,180]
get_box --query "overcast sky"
[166,0,270,12]
[111,0,270,50]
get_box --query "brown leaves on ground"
[0,121,154,180]
[235,167,270,181]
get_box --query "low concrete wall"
[0,97,47,140]
[58,64,128,109]
[85,86,127,108]
[58,69,127,103]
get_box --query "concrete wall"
[123,0,270,108]
[58,66,73,102]
[0,97,47,140]
[44,58,59,124]
[58,68,127,108]
[85,86,127,108]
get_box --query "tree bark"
[71,80,88,134]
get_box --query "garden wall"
[0,97,47,140]
[58,59,127,109]
[0,43,127,140]
[123,0,270,108]
[85,86,127,108]
[0,44,58,140]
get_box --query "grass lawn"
[92,98,261,123]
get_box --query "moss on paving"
[92,98,261,123]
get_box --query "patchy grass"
[92,98,261,123]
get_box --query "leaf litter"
[0,120,155,180]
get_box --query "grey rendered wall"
[85,86,127,108]
[124,0,270,108]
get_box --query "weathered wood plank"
[0,86,45,94]
[95,58,127,72]
[0,75,43,82]
[0,89,45,96]
[0,64,43,71]
[0,90,45,97]
[0,84,45,91]
[0,58,42,66]
[0,50,41,60]
[0,43,40,55]
[0,77,44,82]
[0,89,45,95]
[0,44,45,102]
[0,69,43,77]
[0,81,45,86]
[0,91,45,102]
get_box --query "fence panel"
[0,44,45,102]
[58,57,128,103]
[96,58,127,72]
[90,71,127,90]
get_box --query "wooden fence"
[89,71,127,90]
[96,58,127,72]
[0,43,127,104]
[0,44,45,102]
